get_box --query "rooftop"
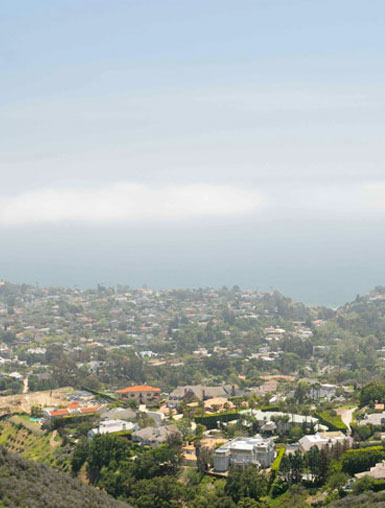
[117,385,161,394]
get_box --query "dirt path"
[23,376,29,394]
[336,407,357,435]
[49,430,60,448]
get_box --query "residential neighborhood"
[1,281,385,507]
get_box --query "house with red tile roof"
[116,384,161,403]
[44,409,70,418]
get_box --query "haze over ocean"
[1,1,385,307]
[0,216,383,308]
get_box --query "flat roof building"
[214,435,276,472]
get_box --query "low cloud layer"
[0,182,264,225]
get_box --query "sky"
[1,0,385,306]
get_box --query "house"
[44,404,101,420]
[88,419,138,439]
[98,407,137,421]
[183,438,227,465]
[355,460,385,479]
[241,410,322,433]
[203,397,235,412]
[309,383,337,400]
[8,372,23,381]
[116,385,161,403]
[359,411,385,427]
[299,432,351,453]
[79,406,101,415]
[167,385,235,408]
[142,410,165,426]
[132,424,181,447]
[43,409,70,419]
[213,436,276,472]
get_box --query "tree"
[326,471,349,493]
[294,382,310,404]
[128,476,193,508]
[352,475,376,495]
[290,450,304,484]
[71,438,90,475]
[225,466,267,503]
[237,498,270,508]
[280,451,304,485]
[305,446,322,485]
[288,426,304,442]
[196,446,212,473]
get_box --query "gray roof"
[169,385,233,400]
[99,407,137,420]
[132,424,180,444]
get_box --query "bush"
[270,477,288,498]
[351,423,376,441]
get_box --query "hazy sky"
[1,1,385,305]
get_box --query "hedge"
[271,447,285,472]
[259,406,281,412]
[314,411,348,433]
[80,387,116,402]
[341,446,385,475]
[194,410,238,429]
[49,413,97,430]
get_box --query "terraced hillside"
[0,416,71,471]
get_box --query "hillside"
[0,417,65,468]
[0,446,131,508]
[336,287,385,337]
[329,490,385,507]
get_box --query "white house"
[213,436,276,472]
[309,383,337,400]
[299,432,351,453]
[88,419,138,439]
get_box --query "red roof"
[79,406,100,414]
[117,385,161,394]
[49,409,69,417]
[67,401,80,409]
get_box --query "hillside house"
[116,385,161,403]
[213,436,276,472]
[167,385,235,408]
[88,419,138,439]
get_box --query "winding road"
[336,407,356,436]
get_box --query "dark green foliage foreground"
[0,447,131,508]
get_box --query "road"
[336,407,357,435]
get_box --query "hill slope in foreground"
[0,447,131,508]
